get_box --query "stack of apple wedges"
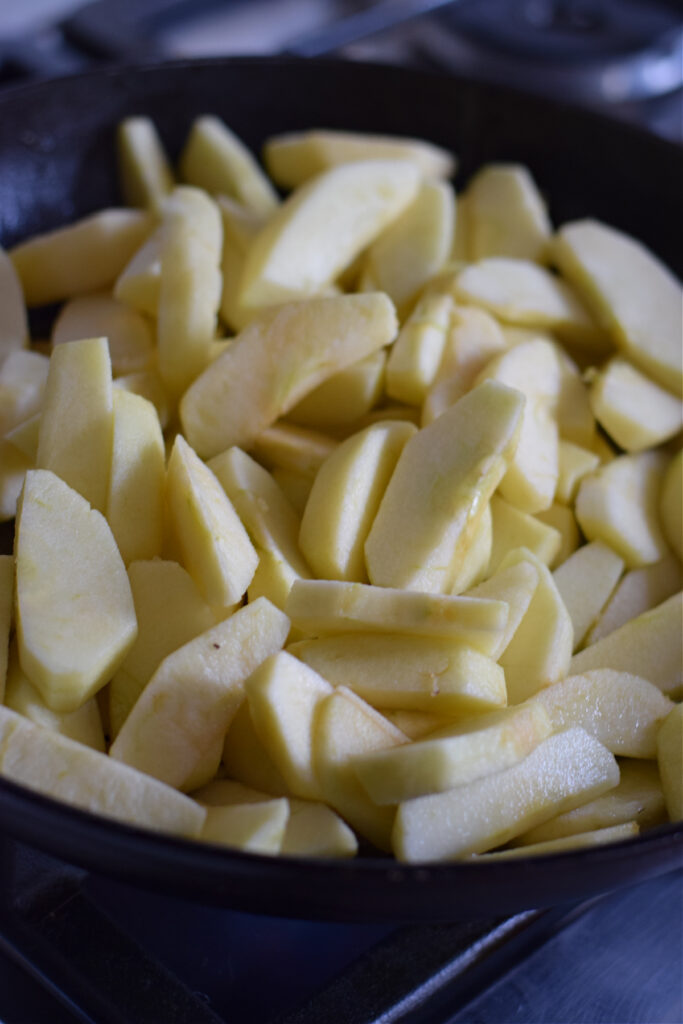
[0,117,680,863]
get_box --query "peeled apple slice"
[15,470,137,713]
[180,293,397,458]
[0,706,205,838]
[393,727,619,862]
[551,219,683,396]
[464,163,551,263]
[588,358,683,452]
[263,129,455,188]
[52,292,155,377]
[364,380,524,593]
[238,159,419,308]
[117,116,174,209]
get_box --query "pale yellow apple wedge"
[531,669,673,758]
[117,116,174,209]
[201,801,290,854]
[108,559,215,737]
[222,701,291,797]
[0,245,28,358]
[110,598,289,791]
[464,164,551,263]
[512,760,666,843]
[570,592,682,697]
[313,687,408,851]
[106,390,165,565]
[393,727,619,862]
[10,209,152,306]
[656,704,682,821]
[488,494,561,574]
[589,358,683,453]
[157,186,223,400]
[113,226,162,317]
[354,702,552,804]
[552,541,624,650]
[166,435,258,607]
[466,557,539,660]
[551,219,683,396]
[555,440,599,505]
[585,556,682,645]
[575,451,669,568]
[263,129,455,188]
[180,293,397,458]
[479,823,639,859]
[289,633,506,714]
[535,504,580,567]
[365,380,524,593]
[0,350,49,437]
[287,350,386,431]
[385,291,454,407]
[180,116,278,217]
[362,180,455,311]
[555,348,596,449]
[286,579,508,656]
[238,160,419,309]
[299,420,416,582]
[15,470,137,713]
[0,706,205,837]
[245,651,333,800]
[449,502,492,594]
[52,292,154,377]
[4,645,104,751]
[37,337,113,513]
[497,548,573,703]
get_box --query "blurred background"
[1,0,682,140]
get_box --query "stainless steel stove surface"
[0,4,681,1023]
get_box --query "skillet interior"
[0,57,681,921]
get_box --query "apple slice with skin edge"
[15,469,137,714]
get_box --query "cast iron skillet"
[0,58,681,923]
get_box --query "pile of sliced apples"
[0,118,680,863]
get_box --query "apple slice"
[238,160,418,308]
[552,541,624,650]
[10,209,152,307]
[531,669,673,758]
[15,470,137,713]
[0,706,205,837]
[52,292,154,377]
[393,727,619,861]
[488,494,561,574]
[365,380,524,593]
[289,633,506,714]
[166,435,258,607]
[513,760,665,843]
[287,350,386,431]
[0,350,49,437]
[386,292,454,406]
[535,504,581,567]
[466,556,539,660]
[263,129,455,188]
[37,337,113,514]
[575,451,669,568]
[180,116,278,217]
[551,219,683,396]
[113,226,162,317]
[556,440,600,505]
[286,579,508,656]
[300,420,416,583]
[222,700,290,797]
[354,702,552,804]
[589,358,683,452]
[245,651,333,801]
[464,164,551,263]
[110,598,289,791]
[314,687,407,851]
[201,800,290,854]
[586,556,682,645]
[180,293,397,458]
[117,116,174,209]
[480,822,639,859]
[657,704,682,821]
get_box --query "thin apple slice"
[15,470,137,713]
[117,116,174,209]
[365,380,524,593]
[466,557,539,660]
[239,160,419,308]
[386,291,454,406]
[531,669,673,758]
[480,822,639,859]
[180,293,397,458]
[464,164,551,263]
[287,350,386,431]
[113,226,162,317]
[393,727,619,861]
[110,598,289,791]
[513,760,666,843]
[552,541,624,650]
[286,579,508,656]
[289,633,506,714]
[354,702,552,804]
[586,556,682,645]
[551,219,683,396]
[0,706,205,837]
